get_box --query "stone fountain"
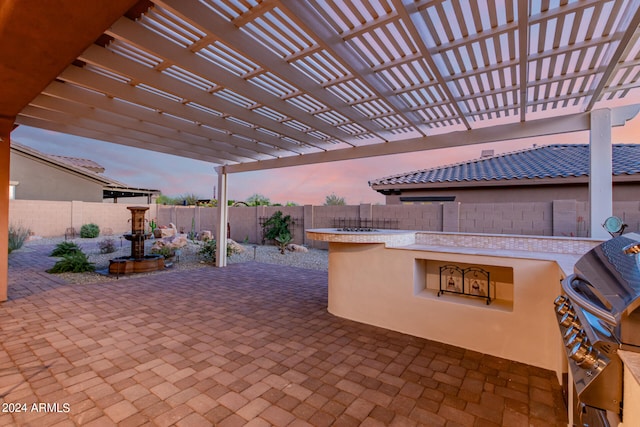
[109,206,164,274]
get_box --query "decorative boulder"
[286,244,308,253]
[169,235,188,248]
[160,227,175,238]
[228,239,245,254]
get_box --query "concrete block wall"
[8,200,155,237]
[80,202,152,236]
[460,202,553,235]
[576,202,590,237]
[372,204,442,230]
[229,206,256,243]
[616,201,640,233]
[10,199,639,241]
[442,203,459,232]
[9,200,73,237]
[313,205,360,229]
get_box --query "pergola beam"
[279,0,429,136]
[39,83,269,161]
[107,16,356,147]
[518,0,529,122]
[397,0,473,130]
[55,65,313,156]
[16,110,231,164]
[28,95,256,163]
[224,105,640,174]
[155,0,392,142]
[15,115,225,163]
[584,1,640,111]
[78,46,330,153]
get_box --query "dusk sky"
[11,113,640,206]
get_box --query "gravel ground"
[22,235,328,285]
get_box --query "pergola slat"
[57,65,314,156]
[6,0,640,170]
[38,84,269,161]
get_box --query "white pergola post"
[0,129,10,302]
[589,109,613,240]
[216,166,228,267]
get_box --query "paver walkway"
[2,245,568,426]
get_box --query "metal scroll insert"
[438,264,492,305]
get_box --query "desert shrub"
[50,241,81,257]
[8,224,30,254]
[198,239,217,263]
[274,231,292,255]
[80,223,100,238]
[197,240,238,263]
[151,245,175,259]
[98,238,116,254]
[48,251,95,273]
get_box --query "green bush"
[197,240,238,263]
[151,245,175,259]
[48,251,95,273]
[8,224,30,254]
[98,238,116,254]
[80,223,100,238]
[50,241,81,257]
[198,239,217,263]
[274,231,292,255]
[262,211,292,243]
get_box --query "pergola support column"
[0,123,11,302]
[589,109,613,240]
[216,166,228,268]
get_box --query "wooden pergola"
[2,0,640,299]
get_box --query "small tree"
[324,193,346,206]
[182,193,203,205]
[156,194,176,205]
[246,193,271,206]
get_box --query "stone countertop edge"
[619,350,640,385]
[392,243,579,277]
[305,229,417,247]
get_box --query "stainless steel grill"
[554,232,640,426]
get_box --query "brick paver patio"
[2,245,568,426]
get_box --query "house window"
[400,196,456,204]
[9,181,17,200]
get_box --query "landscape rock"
[228,239,245,254]
[286,244,308,253]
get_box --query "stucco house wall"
[10,151,104,202]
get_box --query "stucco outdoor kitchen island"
[306,228,603,382]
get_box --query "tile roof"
[11,141,159,193]
[48,155,105,173]
[370,144,640,187]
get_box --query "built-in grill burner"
[554,232,640,426]
[338,227,379,232]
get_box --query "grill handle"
[562,274,617,326]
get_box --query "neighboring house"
[369,144,640,204]
[10,141,160,203]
